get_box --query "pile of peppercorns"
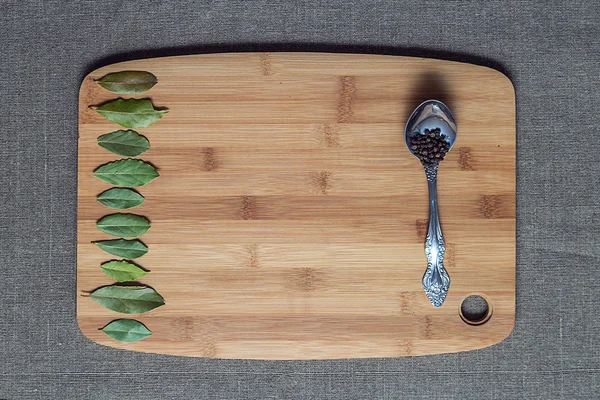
[408,128,450,167]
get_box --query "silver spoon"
[404,100,457,307]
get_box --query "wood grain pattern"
[77,53,516,359]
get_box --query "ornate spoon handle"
[422,165,450,307]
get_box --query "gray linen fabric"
[0,0,599,399]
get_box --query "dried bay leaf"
[101,260,148,282]
[95,71,157,94]
[101,319,152,342]
[97,213,151,238]
[93,158,159,187]
[91,285,165,314]
[91,98,167,128]
[97,188,145,210]
[97,130,150,156]
[95,238,148,259]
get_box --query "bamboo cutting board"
[77,53,516,359]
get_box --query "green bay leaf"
[93,158,159,187]
[95,71,157,94]
[97,213,150,238]
[91,98,167,128]
[91,285,165,314]
[95,238,148,259]
[97,188,145,210]
[97,130,150,156]
[102,319,152,342]
[101,260,148,282]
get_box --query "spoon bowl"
[405,100,457,157]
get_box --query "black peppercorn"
[408,128,451,167]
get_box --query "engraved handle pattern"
[422,165,450,307]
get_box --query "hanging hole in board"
[459,294,493,325]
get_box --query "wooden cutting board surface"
[77,53,515,359]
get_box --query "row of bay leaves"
[87,71,167,342]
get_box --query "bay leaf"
[93,158,159,187]
[101,260,148,282]
[97,213,151,238]
[90,285,165,314]
[94,238,148,259]
[101,318,152,342]
[97,187,145,210]
[97,130,150,156]
[95,71,157,94]
[91,98,167,128]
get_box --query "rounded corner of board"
[79,71,97,98]
[485,66,515,99]
[76,315,101,346]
